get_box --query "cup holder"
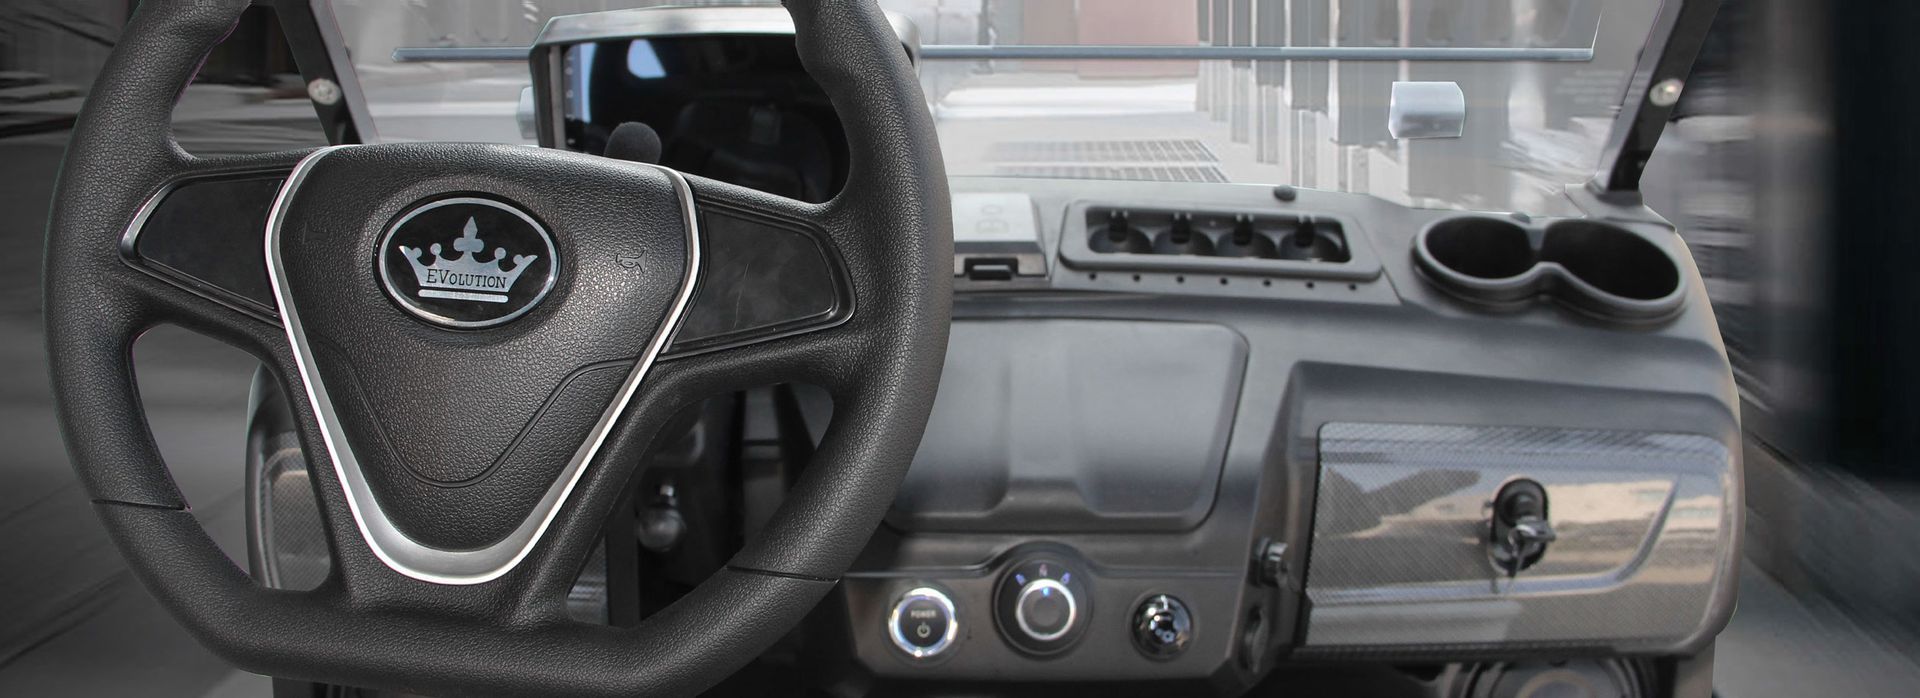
[1540,221,1681,302]
[1422,217,1535,283]
[1414,216,1685,321]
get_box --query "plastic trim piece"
[661,200,855,358]
[118,168,290,321]
[263,145,703,584]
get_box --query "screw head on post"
[1649,78,1684,107]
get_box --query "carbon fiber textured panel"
[1305,423,1734,652]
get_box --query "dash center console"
[806,177,1738,696]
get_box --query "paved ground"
[1716,561,1920,696]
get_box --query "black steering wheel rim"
[43,1,950,695]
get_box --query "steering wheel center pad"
[271,144,698,573]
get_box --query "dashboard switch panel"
[1086,206,1349,263]
[1057,200,1384,283]
[995,558,1091,655]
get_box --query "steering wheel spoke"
[51,147,311,509]
[121,152,310,325]
[666,176,859,361]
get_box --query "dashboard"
[801,176,1738,695]
[513,10,1740,697]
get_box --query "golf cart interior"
[42,1,1736,696]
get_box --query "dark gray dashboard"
[810,176,1739,694]
[516,15,1737,690]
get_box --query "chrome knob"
[994,558,1091,655]
[1013,578,1077,642]
[1133,594,1193,658]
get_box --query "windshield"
[329,0,1662,214]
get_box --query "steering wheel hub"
[268,143,700,574]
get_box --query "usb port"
[962,257,1018,281]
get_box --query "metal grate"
[989,139,1220,164]
[992,164,1230,183]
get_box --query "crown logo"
[397,217,538,304]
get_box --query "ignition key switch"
[1132,594,1193,659]
[1489,479,1556,578]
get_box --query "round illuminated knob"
[1013,578,1077,642]
[994,558,1090,655]
[887,587,957,659]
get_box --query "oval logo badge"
[377,197,558,329]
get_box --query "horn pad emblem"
[377,197,558,329]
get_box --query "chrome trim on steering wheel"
[263,145,703,585]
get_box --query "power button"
[888,587,958,659]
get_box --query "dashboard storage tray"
[1414,216,1686,321]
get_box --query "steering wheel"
[43,1,950,695]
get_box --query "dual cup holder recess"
[1089,207,1350,263]
[1413,216,1685,322]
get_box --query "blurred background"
[1,0,1916,695]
